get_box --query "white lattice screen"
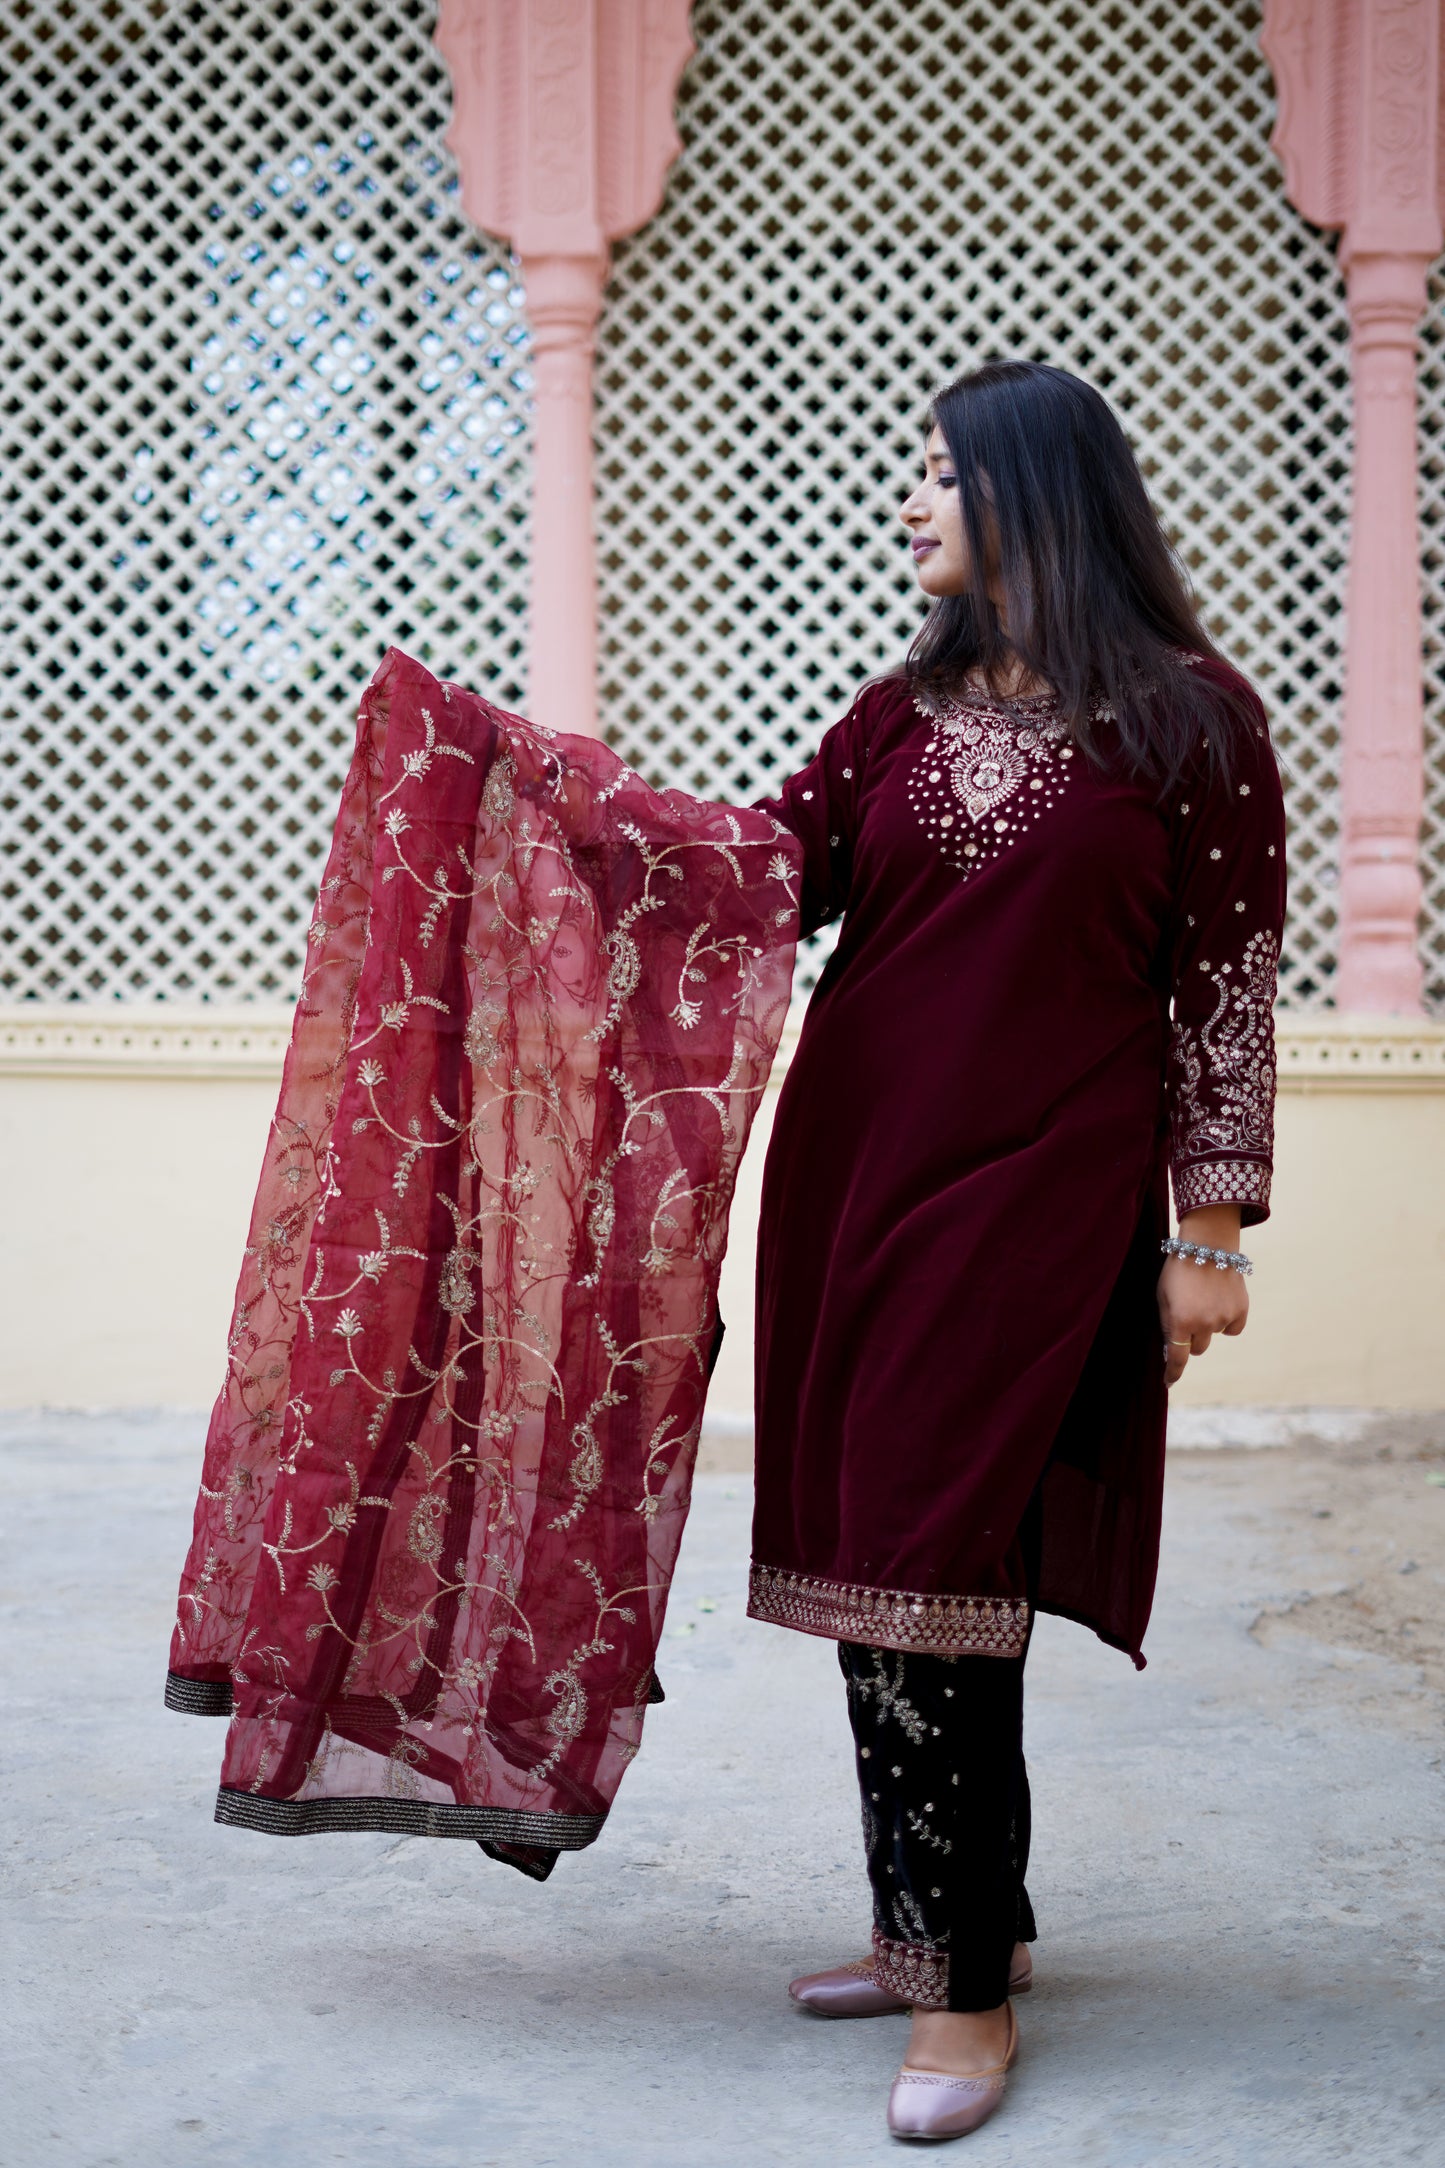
[595,0,1363,1007]
[1,0,531,1000]
[3,0,1443,1009]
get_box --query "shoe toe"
[791,1977,907,2017]
[788,1962,909,2017]
[887,2068,1007,2140]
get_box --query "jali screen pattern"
[4,0,1444,1008]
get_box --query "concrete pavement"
[2,1411,1442,2167]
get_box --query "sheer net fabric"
[168,650,800,1863]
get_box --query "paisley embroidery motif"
[1170,927,1278,1163]
[907,686,1075,881]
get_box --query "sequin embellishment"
[748,1562,1029,1656]
[907,686,1074,881]
[872,1932,951,2011]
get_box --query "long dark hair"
[903,359,1255,788]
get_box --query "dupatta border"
[748,1562,1029,1658]
[165,1672,234,1717]
[214,1788,604,1849]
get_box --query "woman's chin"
[913,562,961,598]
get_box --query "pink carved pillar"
[1340,244,1436,1010]
[435,0,695,737]
[1263,0,1445,1012]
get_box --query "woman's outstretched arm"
[748,686,875,937]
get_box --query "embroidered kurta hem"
[746,660,1284,1668]
[747,1566,1031,1656]
[166,650,800,1858]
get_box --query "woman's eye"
[937,473,957,488]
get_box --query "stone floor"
[2,1410,1443,2167]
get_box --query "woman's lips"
[911,539,940,558]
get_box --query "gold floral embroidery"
[1170,926,1278,1174]
[169,651,802,1843]
[849,1647,929,1743]
[872,1931,950,2011]
[748,1563,1029,1657]
[907,685,1076,881]
[1173,1158,1271,1216]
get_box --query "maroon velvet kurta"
[745,658,1285,1667]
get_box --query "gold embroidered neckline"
[918,681,1062,729]
[905,687,1075,881]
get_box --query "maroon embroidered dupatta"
[167,649,800,1868]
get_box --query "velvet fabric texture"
[839,1639,1034,2013]
[747,660,1285,1667]
[166,650,800,1858]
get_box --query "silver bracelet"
[1160,1236,1252,1277]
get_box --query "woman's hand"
[1158,1204,1249,1387]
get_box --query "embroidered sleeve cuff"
[1171,1156,1272,1222]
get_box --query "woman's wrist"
[1176,1203,1242,1249]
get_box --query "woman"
[166,359,1283,2149]
[748,359,1284,2140]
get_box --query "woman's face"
[899,425,976,598]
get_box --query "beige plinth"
[1,1008,1442,1411]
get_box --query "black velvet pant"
[838,1635,1034,2011]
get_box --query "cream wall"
[2,1008,1443,1411]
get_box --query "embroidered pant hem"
[839,1636,1033,2013]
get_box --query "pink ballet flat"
[788,1944,1032,2017]
[887,2000,1018,2142]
